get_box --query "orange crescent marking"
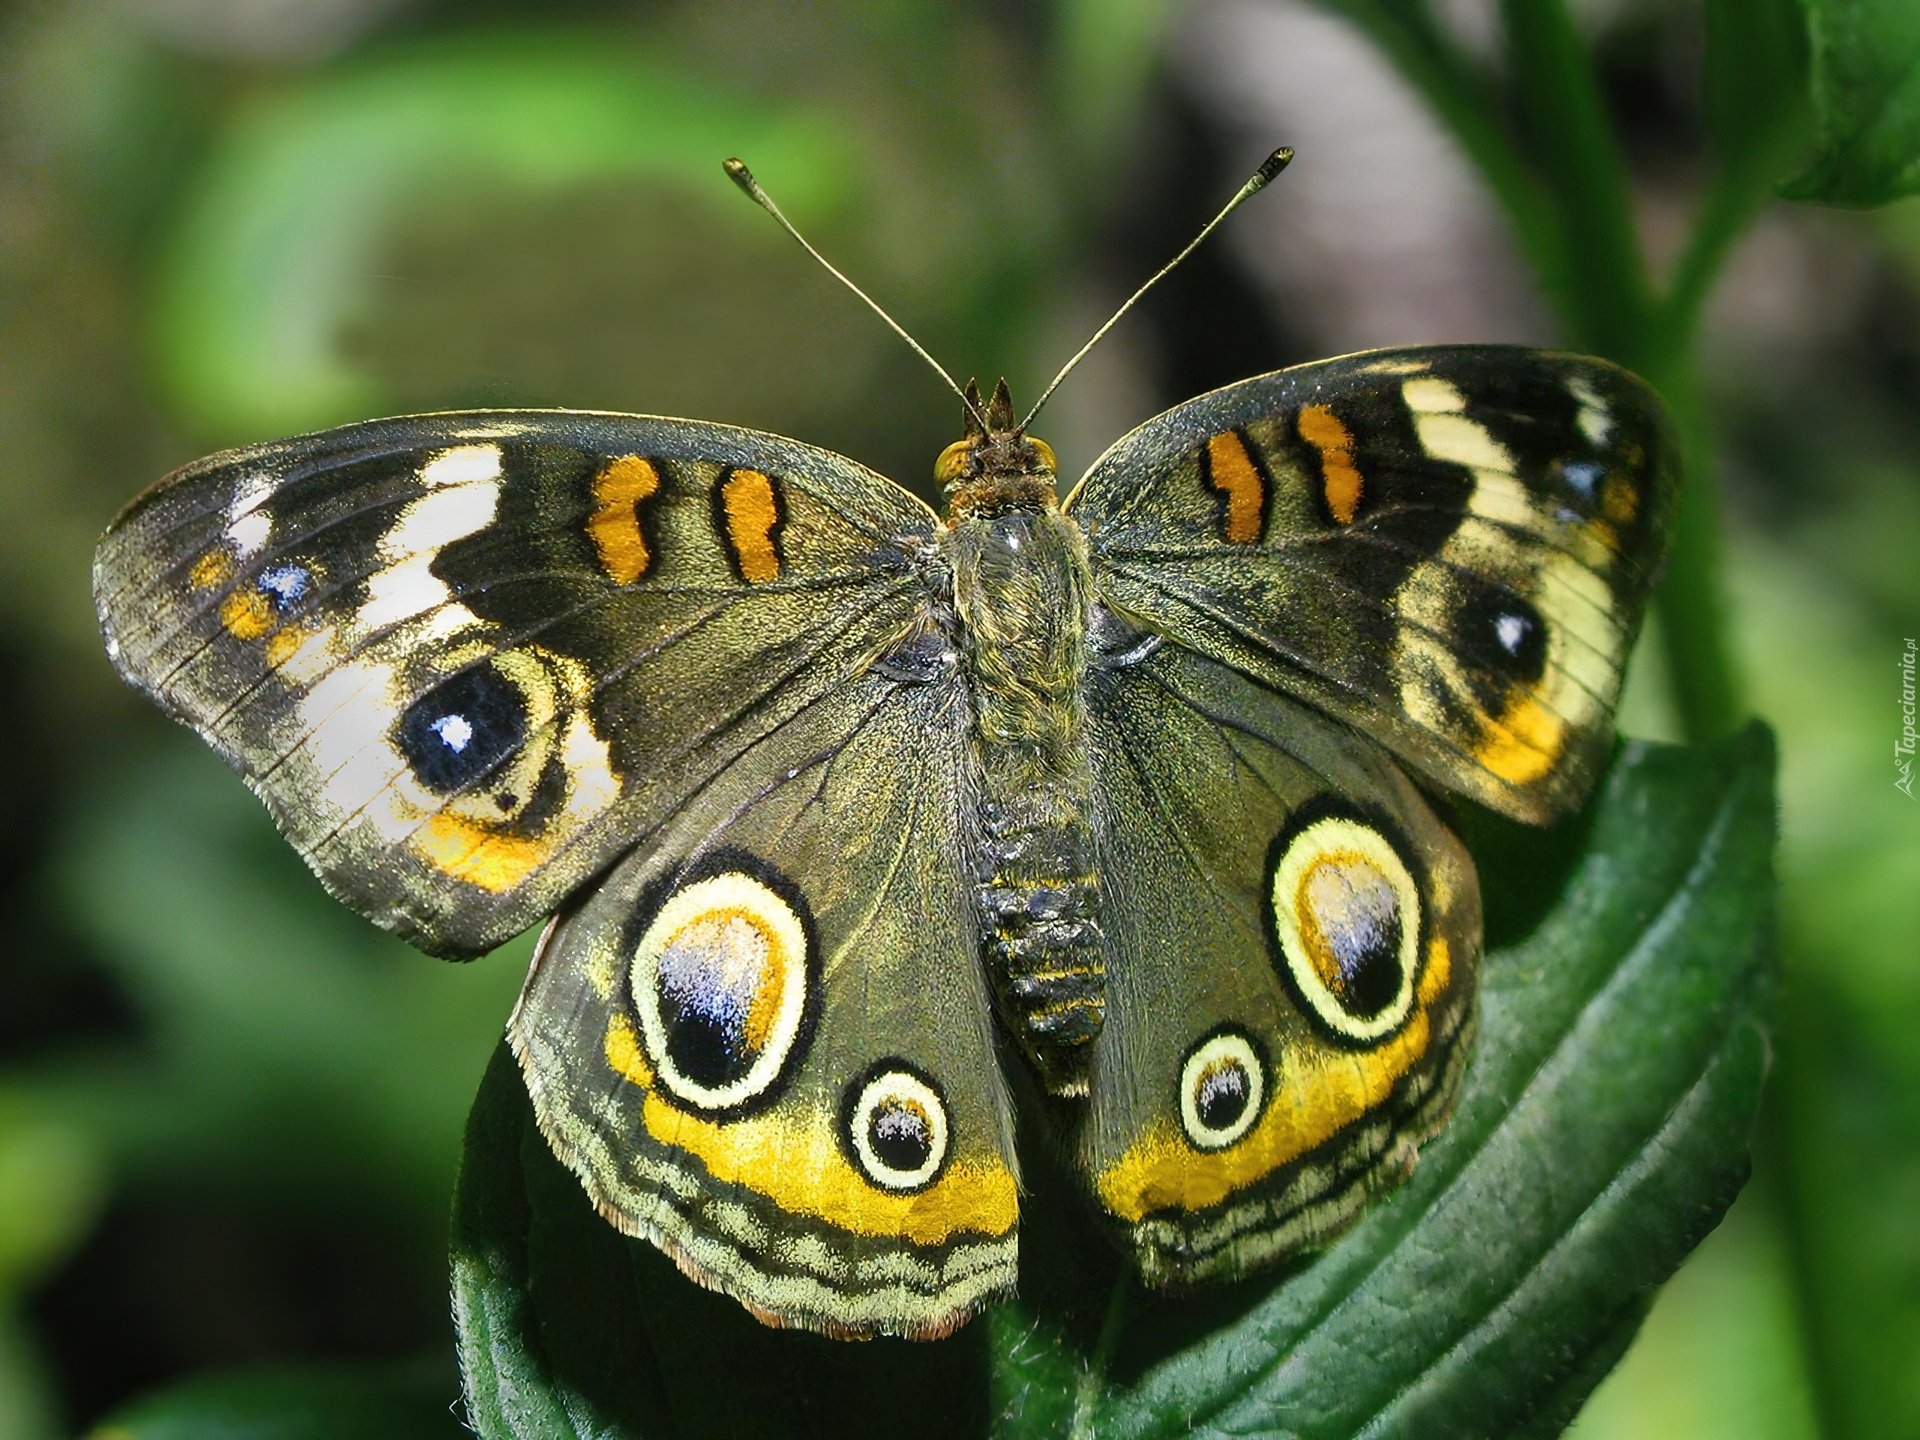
[1298,405,1364,524]
[720,469,783,582]
[586,455,661,584]
[1206,431,1267,544]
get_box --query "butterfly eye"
[630,870,814,1114]
[1270,814,1423,1043]
[1027,437,1058,474]
[843,1064,949,1192]
[933,440,971,489]
[1179,1029,1265,1150]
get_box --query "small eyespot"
[630,870,814,1113]
[1179,1029,1265,1150]
[844,1064,949,1192]
[1458,586,1548,684]
[1270,814,1422,1044]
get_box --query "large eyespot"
[397,663,528,794]
[1270,814,1422,1043]
[843,1064,949,1193]
[630,870,814,1113]
[1179,1028,1265,1150]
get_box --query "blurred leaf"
[1781,0,1920,204]
[153,35,854,440]
[1054,0,1182,177]
[1705,0,1810,176]
[1567,1185,1821,1440]
[1727,530,1920,1436]
[83,1362,464,1440]
[449,732,1776,1439]
[41,740,524,1227]
[0,1096,106,1295]
[0,1098,105,1440]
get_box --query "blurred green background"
[0,0,1912,1435]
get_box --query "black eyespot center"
[1195,1060,1251,1130]
[1457,586,1548,684]
[396,665,527,793]
[1178,1027,1266,1149]
[1319,869,1406,1019]
[868,1098,934,1172]
[841,1061,950,1192]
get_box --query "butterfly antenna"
[1016,146,1293,434]
[724,158,987,430]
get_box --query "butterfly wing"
[1078,637,1478,1283]
[94,411,939,955]
[1065,346,1676,823]
[510,651,1020,1339]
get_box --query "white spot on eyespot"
[432,713,474,752]
[1495,611,1530,656]
[420,445,502,487]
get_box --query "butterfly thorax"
[936,381,1104,1099]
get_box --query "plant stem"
[1318,0,1751,743]
[1640,357,1746,740]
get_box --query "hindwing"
[1067,346,1676,823]
[93,411,939,955]
[510,655,1019,1340]
[1079,638,1478,1282]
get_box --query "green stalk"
[1318,0,1749,742]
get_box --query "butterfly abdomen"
[947,506,1106,1097]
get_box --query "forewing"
[94,410,938,955]
[1067,346,1675,823]
[1079,640,1478,1286]
[509,661,1020,1340]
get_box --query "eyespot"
[1270,814,1422,1043]
[1458,586,1548,685]
[396,663,528,794]
[1179,1028,1265,1150]
[630,870,814,1113]
[843,1064,949,1192]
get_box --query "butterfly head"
[935,377,1059,522]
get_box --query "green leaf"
[451,731,1776,1439]
[1781,0,1920,204]
[152,35,852,441]
[83,1362,465,1440]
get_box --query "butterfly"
[93,157,1674,1342]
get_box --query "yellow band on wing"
[1095,935,1452,1222]
[604,1014,1017,1244]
